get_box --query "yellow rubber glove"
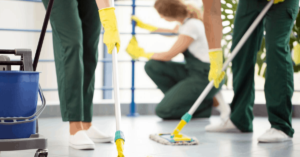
[126,36,154,60]
[268,0,284,4]
[99,7,121,54]
[116,139,125,157]
[131,16,158,32]
[208,49,225,88]
[143,53,154,60]
[293,43,300,65]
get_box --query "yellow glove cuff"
[99,7,117,30]
[268,0,284,4]
[209,49,223,61]
[294,43,300,65]
[143,53,154,60]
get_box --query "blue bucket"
[0,71,39,139]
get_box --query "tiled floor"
[0,116,299,157]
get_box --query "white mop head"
[149,133,199,145]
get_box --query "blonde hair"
[154,0,202,21]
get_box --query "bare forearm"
[153,28,175,33]
[151,52,174,61]
[202,0,222,49]
[96,0,110,9]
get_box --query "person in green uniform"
[127,0,230,120]
[205,0,299,143]
[42,0,120,150]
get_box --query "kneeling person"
[127,0,230,120]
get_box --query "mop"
[150,0,274,145]
[107,0,125,156]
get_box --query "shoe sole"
[205,127,241,133]
[258,138,292,143]
[90,137,114,143]
[69,143,95,150]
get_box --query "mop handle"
[113,49,122,131]
[187,0,273,115]
[33,0,54,71]
[111,0,122,131]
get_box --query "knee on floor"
[155,105,178,119]
[155,106,168,119]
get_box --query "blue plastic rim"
[0,71,40,139]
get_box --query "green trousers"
[230,0,298,137]
[145,50,222,119]
[42,0,100,122]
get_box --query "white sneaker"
[69,130,95,150]
[86,126,114,143]
[205,119,240,132]
[214,92,231,121]
[258,128,292,143]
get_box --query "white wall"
[1,0,300,105]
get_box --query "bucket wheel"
[34,149,48,157]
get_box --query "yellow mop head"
[115,131,125,157]
[149,133,199,145]
[149,114,199,145]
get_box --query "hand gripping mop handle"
[0,0,54,125]
[173,0,274,134]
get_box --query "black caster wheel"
[34,149,48,157]
[38,153,48,157]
